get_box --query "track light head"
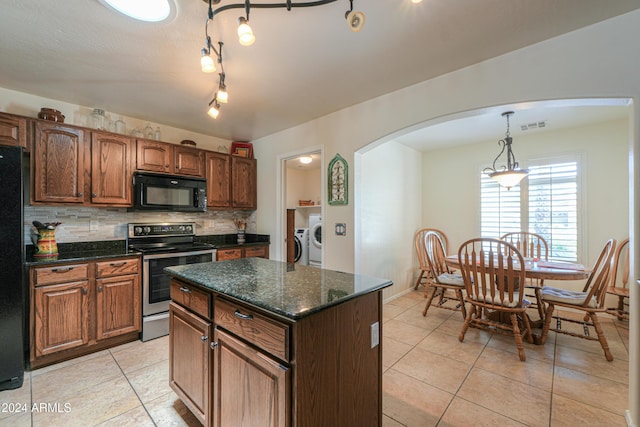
[237,17,255,46]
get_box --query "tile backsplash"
[24,205,257,244]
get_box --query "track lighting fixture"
[199,0,367,120]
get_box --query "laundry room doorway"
[281,149,323,267]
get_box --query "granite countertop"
[24,233,271,265]
[165,258,392,320]
[25,240,136,265]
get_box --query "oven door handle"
[141,249,216,260]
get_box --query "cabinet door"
[231,156,257,209]
[32,121,85,203]
[91,132,134,205]
[205,152,231,208]
[170,302,212,426]
[0,113,27,148]
[33,281,90,357]
[96,274,141,340]
[214,328,289,427]
[136,139,173,173]
[175,145,205,177]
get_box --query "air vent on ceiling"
[520,121,547,131]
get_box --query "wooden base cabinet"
[214,329,289,427]
[170,277,383,427]
[169,302,212,426]
[30,257,141,368]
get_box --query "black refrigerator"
[0,145,24,390]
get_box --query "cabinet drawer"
[215,298,289,361]
[170,280,211,319]
[95,258,140,278]
[217,248,242,261]
[244,245,268,258]
[33,264,89,286]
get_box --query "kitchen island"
[165,257,392,427]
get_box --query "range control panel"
[128,223,196,237]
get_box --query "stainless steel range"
[127,222,216,341]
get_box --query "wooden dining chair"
[539,239,616,361]
[414,228,449,290]
[500,231,549,321]
[422,230,466,319]
[606,237,630,321]
[457,238,533,361]
[500,232,549,261]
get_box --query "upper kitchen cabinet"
[174,145,205,177]
[0,112,28,149]
[32,121,85,204]
[90,132,134,205]
[231,156,257,210]
[136,139,174,173]
[205,151,231,208]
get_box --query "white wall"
[252,10,640,422]
[357,141,422,299]
[421,118,630,269]
[286,167,322,228]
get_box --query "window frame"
[479,153,585,262]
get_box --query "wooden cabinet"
[90,132,134,205]
[136,139,173,173]
[213,328,289,427]
[31,121,134,207]
[137,140,205,177]
[0,112,28,148]
[30,257,142,368]
[33,279,90,357]
[205,152,231,208]
[170,302,212,426]
[175,145,205,177]
[216,244,269,261]
[32,121,85,204]
[95,258,141,340]
[231,156,257,209]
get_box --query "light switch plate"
[370,321,379,349]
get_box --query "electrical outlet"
[90,220,98,231]
[370,322,379,349]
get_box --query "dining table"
[444,254,590,343]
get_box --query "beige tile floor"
[0,289,630,426]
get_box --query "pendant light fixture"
[483,111,528,190]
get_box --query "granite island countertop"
[165,257,392,320]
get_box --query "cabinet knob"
[201,335,208,342]
[52,267,73,273]
[77,192,83,197]
[210,342,218,350]
[91,193,97,198]
[82,288,88,295]
[97,286,103,292]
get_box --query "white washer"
[308,214,322,267]
[294,228,309,265]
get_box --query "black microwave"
[131,172,207,212]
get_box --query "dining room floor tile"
[0,289,630,426]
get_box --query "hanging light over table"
[483,111,528,190]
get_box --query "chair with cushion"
[606,237,629,321]
[414,228,449,290]
[539,239,616,361]
[500,231,549,321]
[422,230,466,319]
[457,238,533,361]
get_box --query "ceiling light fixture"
[101,0,174,22]
[483,111,529,190]
[200,0,366,119]
[299,156,313,164]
